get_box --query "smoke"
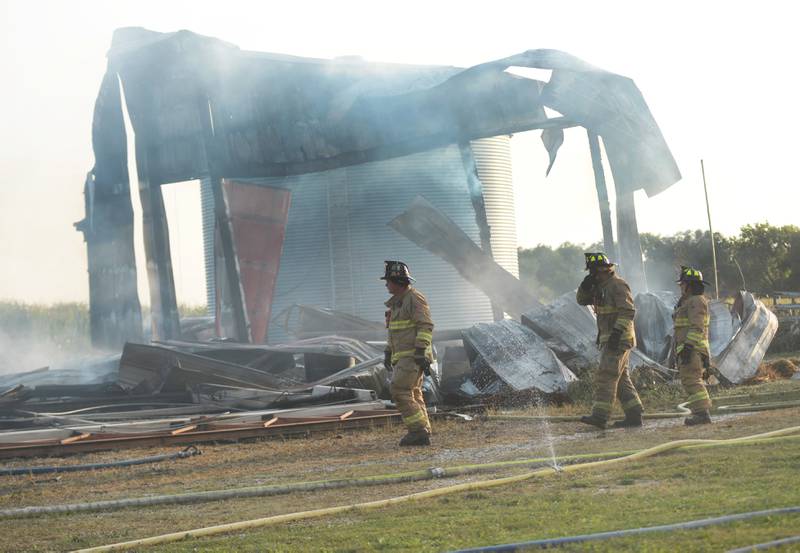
[0,302,104,376]
[0,329,84,376]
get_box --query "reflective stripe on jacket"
[576,272,636,349]
[384,287,434,364]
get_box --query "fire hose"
[0,446,200,477]
[5,434,799,520]
[70,424,800,552]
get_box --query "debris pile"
[0,332,396,458]
[0,194,782,459]
[0,283,779,458]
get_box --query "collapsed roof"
[94,27,680,194]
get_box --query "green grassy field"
[157,436,800,553]
[0,383,797,552]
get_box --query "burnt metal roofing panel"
[462,319,577,394]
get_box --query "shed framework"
[77,27,681,348]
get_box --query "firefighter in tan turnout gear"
[382,261,434,446]
[576,253,644,429]
[674,266,713,425]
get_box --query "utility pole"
[701,160,720,299]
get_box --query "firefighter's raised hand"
[579,274,596,292]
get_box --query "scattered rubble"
[0,283,781,457]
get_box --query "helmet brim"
[676,278,710,285]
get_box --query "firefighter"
[576,253,644,429]
[382,260,434,446]
[674,266,713,425]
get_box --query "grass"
[147,415,800,552]
[0,301,90,348]
[0,383,798,552]
[0,302,206,343]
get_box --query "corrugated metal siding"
[267,145,496,340]
[471,136,519,278]
[203,144,518,342]
[200,178,216,316]
[337,146,494,331]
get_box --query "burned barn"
[0,26,779,457]
[77,27,681,349]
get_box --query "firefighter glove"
[607,328,622,352]
[383,350,393,371]
[579,274,596,292]
[414,347,432,376]
[678,344,694,363]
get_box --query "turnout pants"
[591,347,643,420]
[390,358,431,433]
[678,351,711,413]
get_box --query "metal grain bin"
[203,141,519,342]
[470,136,519,278]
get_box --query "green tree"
[731,223,800,293]
[517,223,800,299]
[518,242,589,301]
[639,230,739,295]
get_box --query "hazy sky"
[1,0,797,306]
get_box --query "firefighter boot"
[612,406,643,428]
[684,410,712,426]
[399,430,431,446]
[579,414,607,430]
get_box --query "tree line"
[518,223,800,301]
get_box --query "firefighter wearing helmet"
[674,266,713,425]
[576,253,644,429]
[381,261,434,446]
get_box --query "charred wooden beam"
[136,143,180,341]
[198,95,250,343]
[76,70,142,348]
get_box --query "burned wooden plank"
[136,151,180,341]
[0,409,400,459]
